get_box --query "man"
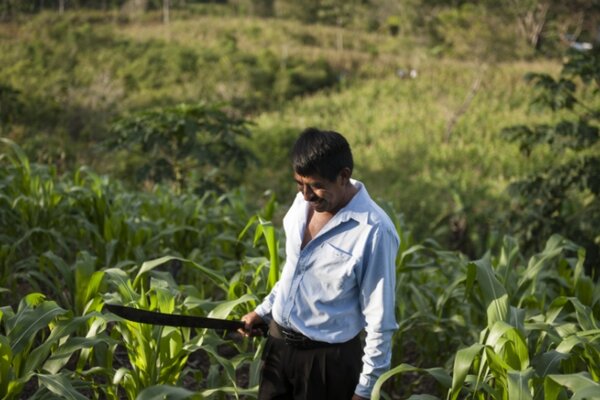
[241,128,399,399]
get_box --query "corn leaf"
[372,363,450,400]
[532,350,569,377]
[546,372,600,399]
[0,137,30,174]
[26,314,95,374]
[44,335,118,374]
[450,343,484,400]
[571,386,600,400]
[200,385,258,397]
[207,293,258,319]
[507,368,534,400]
[136,385,202,400]
[470,255,509,325]
[8,301,68,355]
[0,335,12,398]
[37,373,89,400]
[256,217,280,289]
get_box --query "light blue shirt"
[255,179,399,398]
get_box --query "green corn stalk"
[108,288,192,399]
[136,385,203,399]
[104,255,259,399]
[0,293,105,399]
[446,235,600,399]
[107,265,188,397]
[372,364,451,400]
[238,215,281,293]
[185,293,263,399]
[376,233,600,399]
[137,256,263,398]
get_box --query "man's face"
[293,172,348,214]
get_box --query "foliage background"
[1,0,600,398]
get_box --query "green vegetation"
[0,138,272,398]
[501,47,600,273]
[1,1,600,398]
[375,231,600,398]
[107,102,254,192]
[2,140,599,398]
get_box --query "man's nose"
[301,185,314,201]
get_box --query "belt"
[268,320,335,350]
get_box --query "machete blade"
[104,303,245,331]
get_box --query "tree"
[107,103,254,194]
[500,46,600,273]
[502,0,550,50]
[488,0,600,53]
[0,84,24,135]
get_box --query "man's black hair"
[292,127,353,181]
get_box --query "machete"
[104,303,249,331]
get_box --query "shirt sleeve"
[254,280,280,322]
[355,226,399,398]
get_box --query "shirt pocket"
[306,242,358,300]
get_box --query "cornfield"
[1,137,599,399]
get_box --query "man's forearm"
[354,329,394,398]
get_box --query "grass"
[247,58,561,252]
[117,14,421,70]
[0,8,567,253]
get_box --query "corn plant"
[237,199,282,295]
[101,255,264,399]
[101,265,192,399]
[390,228,478,382]
[228,194,283,322]
[1,138,257,308]
[373,234,600,399]
[0,293,111,399]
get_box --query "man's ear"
[338,167,352,184]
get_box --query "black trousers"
[258,334,363,400]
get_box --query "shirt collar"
[334,179,371,225]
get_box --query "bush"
[429,4,531,61]
[500,47,600,274]
[241,51,339,111]
[106,102,254,193]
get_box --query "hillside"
[0,8,568,252]
[100,14,566,252]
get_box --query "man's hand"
[351,395,368,400]
[239,311,265,337]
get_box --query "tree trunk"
[512,0,550,50]
[444,68,485,143]
[528,2,549,49]
[121,0,148,19]
[336,16,344,51]
[163,0,169,24]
